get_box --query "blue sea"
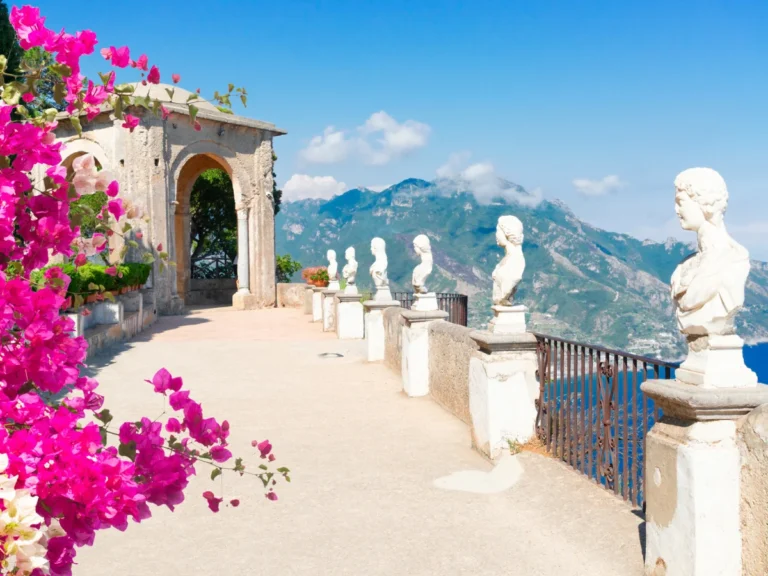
[745,343,768,385]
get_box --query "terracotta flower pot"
[86,294,99,304]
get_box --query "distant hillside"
[276,178,768,360]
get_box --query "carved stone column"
[232,205,258,310]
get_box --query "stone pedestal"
[676,334,757,388]
[303,285,314,315]
[232,291,259,310]
[373,287,393,302]
[336,293,364,340]
[322,288,339,332]
[467,331,539,460]
[487,304,527,334]
[641,379,768,576]
[343,285,358,296]
[412,292,438,312]
[363,299,400,362]
[311,287,324,322]
[401,309,448,397]
[328,279,340,291]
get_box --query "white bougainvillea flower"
[72,153,112,195]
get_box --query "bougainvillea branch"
[0,5,284,575]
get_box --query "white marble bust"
[492,215,525,307]
[342,246,358,294]
[370,237,391,299]
[326,249,338,281]
[671,168,750,336]
[670,167,756,387]
[412,234,433,294]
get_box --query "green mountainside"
[276,178,768,360]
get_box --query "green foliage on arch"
[190,168,236,278]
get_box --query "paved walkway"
[77,306,644,576]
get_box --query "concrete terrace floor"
[76,306,645,576]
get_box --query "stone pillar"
[641,380,768,576]
[336,293,364,339]
[303,285,314,315]
[467,330,539,460]
[312,286,324,323]
[363,299,401,362]
[233,206,258,310]
[400,309,448,397]
[322,287,339,332]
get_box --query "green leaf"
[211,468,222,481]
[98,72,113,85]
[96,409,113,425]
[128,240,139,249]
[158,251,169,259]
[186,93,198,102]
[258,464,268,471]
[70,116,82,137]
[115,83,135,94]
[165,88,175,100]
[188,104,199,124]
[142,253,156,264]
[122,222,133,233]
[118,441,137,461]
[104,291,116,302]
[240,93,247,108]
[228,83,234,93]
[87,282,100,291]
[2,83,20,105]
[99,427,108,446]
[50,63,72,78]
[73,294,84,309]
[53,82,67,105]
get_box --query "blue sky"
[34,0,768,259]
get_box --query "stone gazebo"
[52,83,287,314]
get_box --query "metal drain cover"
[318,352,344,359]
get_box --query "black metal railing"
[192,255,236,280]
[391,292,468,327]
[533,334,678,508]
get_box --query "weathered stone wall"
[277,283,305,308]
[428,322,477,424]
[383,307,404,375]
[188,279,237,306]
[737,404,768,575]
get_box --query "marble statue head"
[345,246,355,261]
[496,215,524,248]
[371,237,385,256]
[413,234,431,255]
[326,249,337,263]
[674,168,728,232]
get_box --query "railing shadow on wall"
[391,292,468,327]
[533,333,679,509]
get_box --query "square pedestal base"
[364,300,400,362]
[303,286,314,315]
[336,295,364,340]
[488,305,527,334]
[412,292,438,312]
[401,309,448,397]
[233,291,260,311]
[677,334,757,388]
[311,288,323,322]
[322,289,339,332]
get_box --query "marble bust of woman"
[326,249,338,281]
[342,246,358,294]
[412,234,433,294]
[370,237,391,300]
[670,168,750,336]
[492,215,525,307]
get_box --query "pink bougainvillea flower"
[100,47,111,60]
[106,180,119,198]
[108,199,126,221]
[21,92,34,103]
[172,73,181,84]
[105,266,117,277]
[210,445,232,463]
[156,243,163,251]
[196,88,201,93]
[265,492,278,502]
[122,114,140,132]
[109,45,130,68]
[74,253,87,267]
[135,53,149,71]
[160,105,171,120]
[194,120,201,132]
[230,499,240,507]
[147,65,160,84]
[256,440,272,459]
[202,491,223,513]
[149,368,183,395]
[135,231,144,240]
[268,453,276,462]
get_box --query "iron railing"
[533,334,678,508]
[392,292,468,327]
[192,255,236,280]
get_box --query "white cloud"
[283,174,347,201]
[299,127,351,164]
[435,152,542,207]
[572,175,625,196]
[299,111,430,166]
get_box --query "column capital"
[235,205,249,218]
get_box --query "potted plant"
[309,267,329,288]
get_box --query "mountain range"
[275,177,768,360]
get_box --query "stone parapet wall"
[188,279,237,306]
[737,404,768,576]
[277,283,305,308]
[383,307,404,375]
[428,322,477,424]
